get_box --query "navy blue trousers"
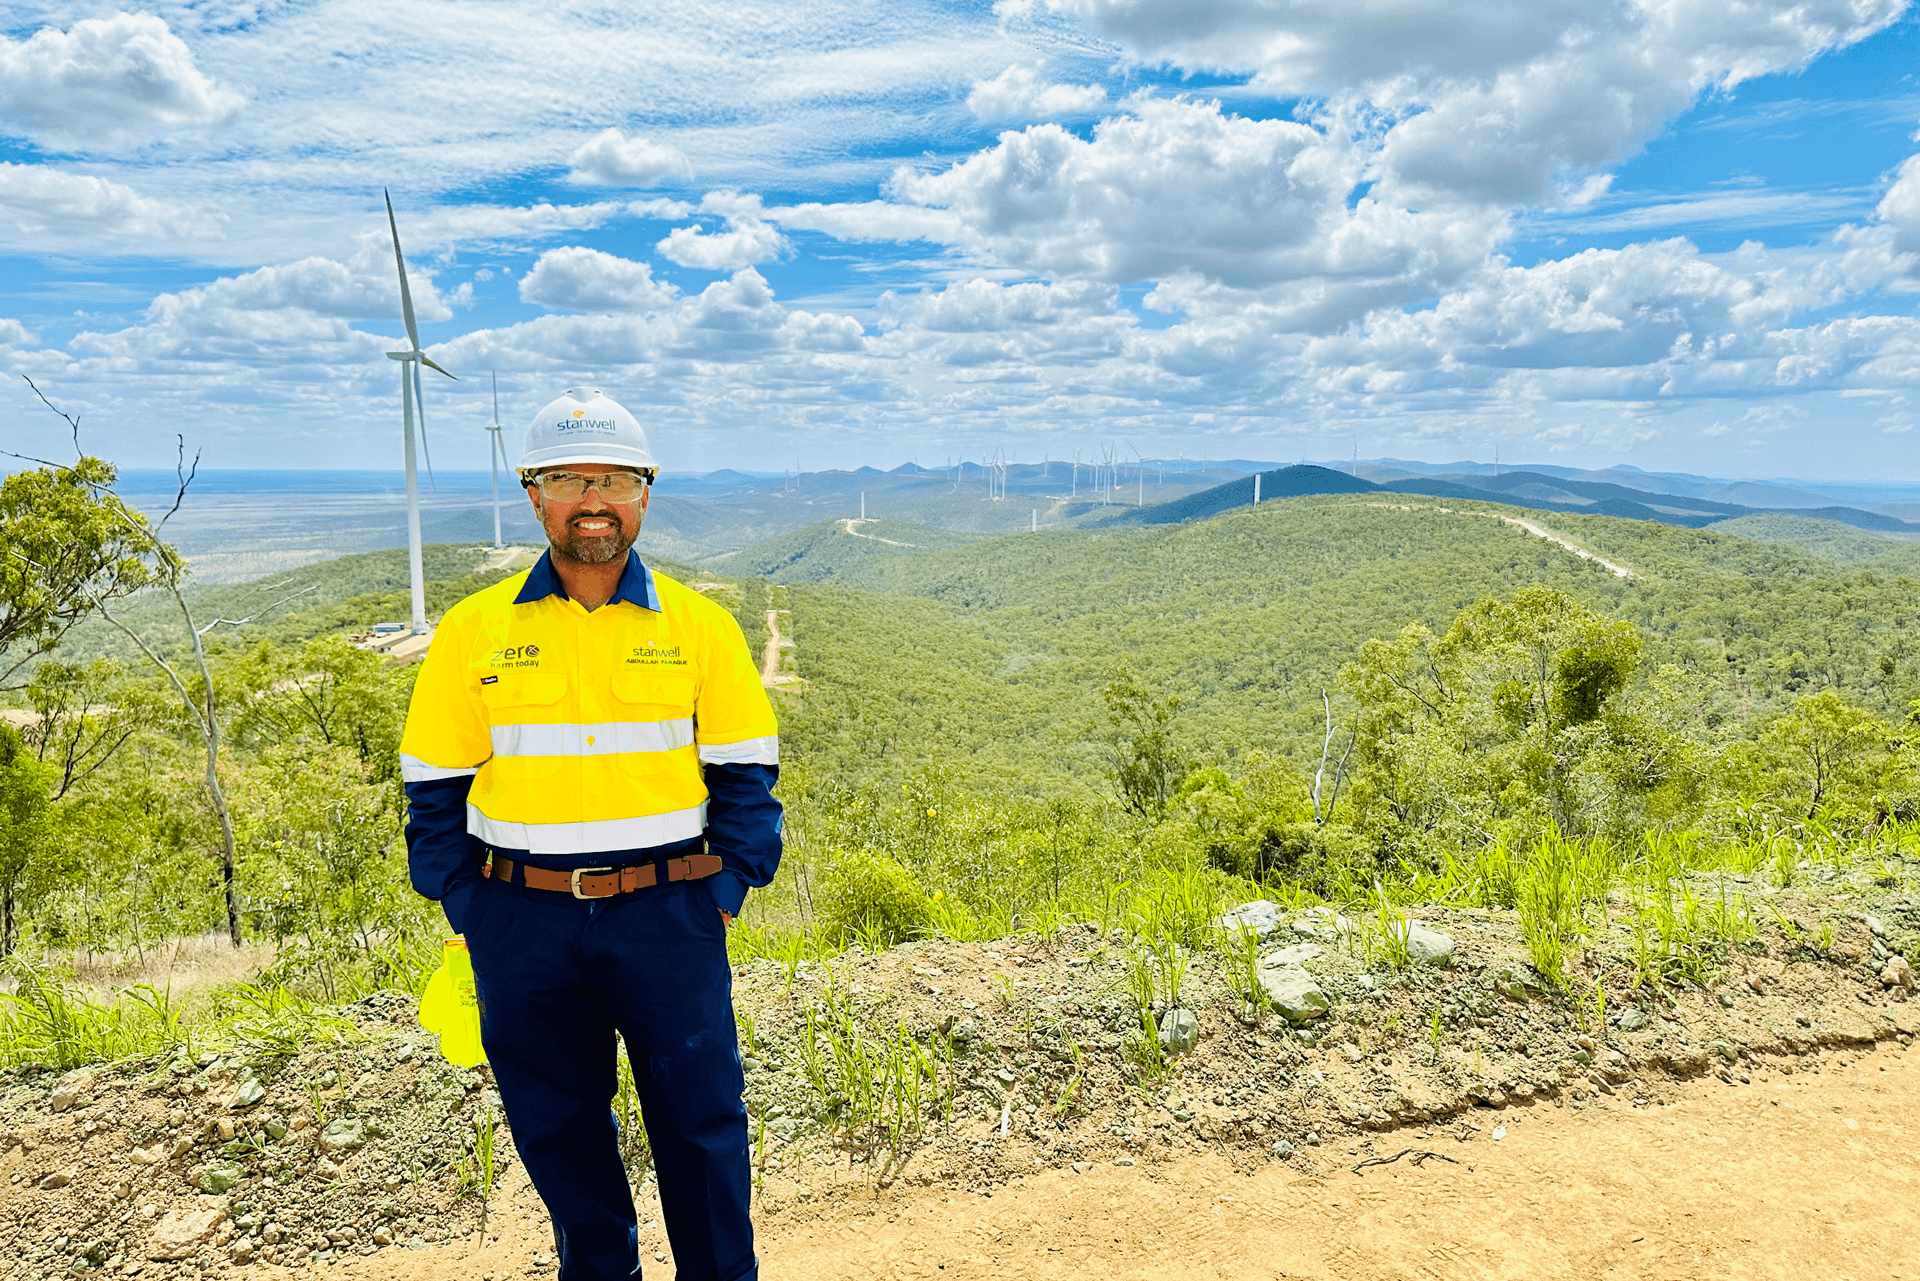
[464,873,756,1281]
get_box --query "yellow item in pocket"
[418,937,488,1067]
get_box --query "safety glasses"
[531,470,653,502]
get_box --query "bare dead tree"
[1311,688,1357,826]
[20,386,251,945]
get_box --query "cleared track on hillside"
[1358,501,1635,578]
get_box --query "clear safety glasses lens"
[535,471,648,501]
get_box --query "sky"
[3,0,1920,479]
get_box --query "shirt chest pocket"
[481,672,568,779]
[609,667,698,776]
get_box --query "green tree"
[1748,689,1903,822]
[226,636,414,781]
[1104,669,1191,820]
[1340,587,1652,848]
[0,457,164,685]
[22,658,171,799]
[0,724,55,955]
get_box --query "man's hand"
[719,909,733,929]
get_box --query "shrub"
[815,849,934,946]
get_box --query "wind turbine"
[486,372,506,549]
[383,191,457,635]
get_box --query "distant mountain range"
[1110,465,1920,535]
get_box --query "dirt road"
[341,1037,1918,1281]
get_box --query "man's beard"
[550,510,638,565]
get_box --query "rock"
[1258,965,1331,1023]
[1216,900,1284,939]
[951,1017,979,1045]
[1882,956,1917,993]
[228,1078,266,1110]
[38,1170,72,1190]
[1157,1008,1200,1053]
[1272,1140,1295,1159]
[1292,906,1353,939]
[1866,914,1887,937]
[1711,1040,1738,1062]
[1717,993,1736,1008]
[1383,920,1454,964]
[148,1206,225,1260]
[1260,943,1322,969]
[47,1082,88,1113]
[198,1162,244,1194]
[263,1117,288,1141]
[1617,1009,1650,1032]
[320,1118,367,1152]
[128,1144,163,1166]
[372,1229,393,1247]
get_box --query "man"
[399,388,779,1281]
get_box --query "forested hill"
[778,492,1920,796]
[1109,464,1920,535]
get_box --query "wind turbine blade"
[491,370,500,425]
[385,189,424,354]
[414,361,438,492]
[420,354,457,380]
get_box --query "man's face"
[525,465,649,566]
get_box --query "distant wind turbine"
[487,372,506,549]
[383,190,458,635]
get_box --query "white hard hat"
[518,388,656,472]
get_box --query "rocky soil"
[2,866,1916,1280]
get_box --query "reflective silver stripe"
[697,735,780,766]
[466,801,708,855]
[400,753,481,783]
[490,718,694,759]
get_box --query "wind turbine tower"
[487,372,506,550]
[384,191,458,635]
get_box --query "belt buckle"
[570,866,614,900]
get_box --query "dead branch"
[22,375,80,457]
[1352,1148,1460,1175]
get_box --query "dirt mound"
[1,886,1914,1278]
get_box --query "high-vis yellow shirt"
[399,549,781,928]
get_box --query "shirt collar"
[514,548,660,612]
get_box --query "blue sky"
[3,0,1920,478]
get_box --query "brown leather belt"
[487,851,722,900]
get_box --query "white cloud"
[157,256,450,323]
[0,318,36,349]
[568,129,694,186]
[0,12,241,151]
[519,247,680,312]
[0,162,208,240]
[657,202,790,271]
[764,199,967,244]
[1037,0,1904,206]
[967,64,1107,122]
[886,98,1503,323]
[439,267,862,371]
[1880,153,1920,255]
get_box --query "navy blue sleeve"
[404,776,483,933]
[702,762,782,917]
